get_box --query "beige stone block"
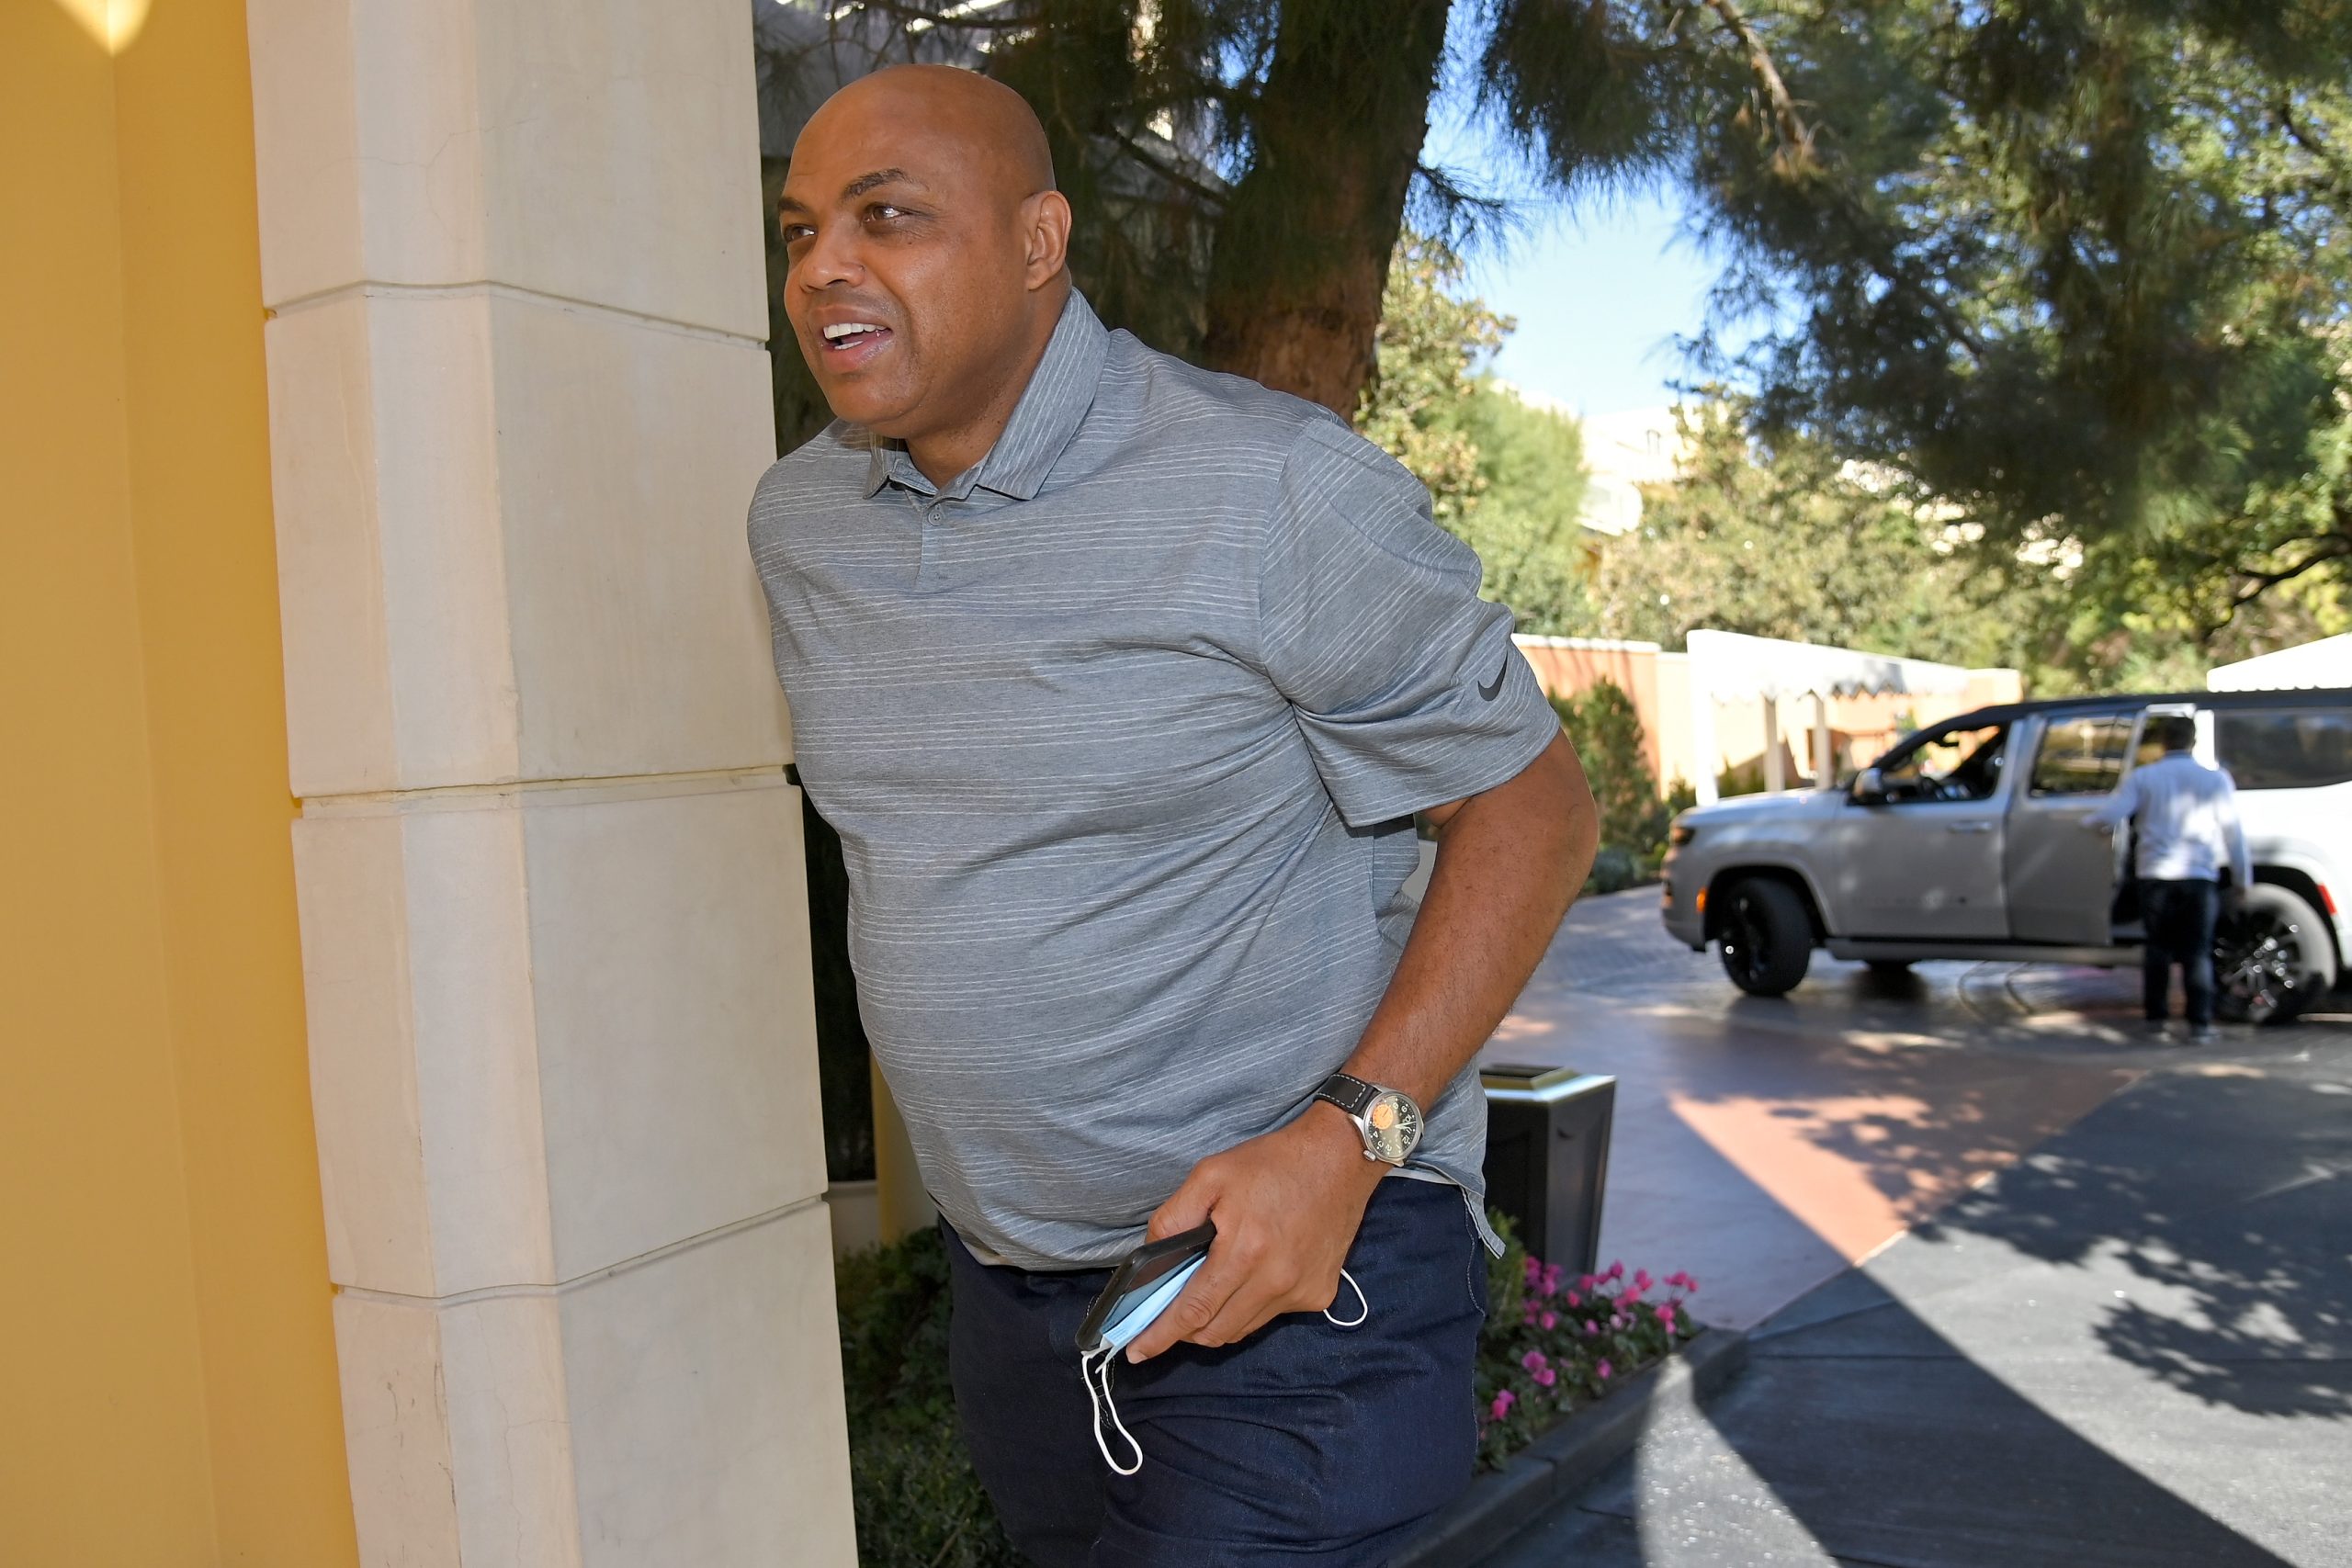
[488,295,786,784]
[295,810,435,1295]
[560,1202,856,1567]
[438,1291,585,1568]
[523,774,825,1280]
[266,290,517,796]
[298,774,823,1296]
[329,1203,853,1568]
[267,289,788,798]
[248,0,768,339]
[334,1290,464,1568]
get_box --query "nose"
[793,219,865,294]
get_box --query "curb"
[1390,1326,1751,1568]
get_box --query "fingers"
[1190,1271,1289,1349]
[1124,1243,1240,1363]
[1146,1166,1217,1243]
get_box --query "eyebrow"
[778,166,921,217]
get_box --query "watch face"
[1364,1091,1423,1164]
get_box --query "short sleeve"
[1257,419,1563,828]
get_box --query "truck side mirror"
[1850,767,1887,805]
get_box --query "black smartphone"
[1075,1221,1217,1355]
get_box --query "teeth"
[822,322,884,341]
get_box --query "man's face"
[777,97,1037,440]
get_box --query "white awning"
[2207,635,2352,692]
[1684,629,1977,704]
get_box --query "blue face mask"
[1080,1264,1370,1474]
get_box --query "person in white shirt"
[2085,715,2253,1040]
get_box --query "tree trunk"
[1201,0,1453,415]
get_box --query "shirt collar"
[859,290,1108,502]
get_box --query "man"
[2086,714,2251,1043]
[749,64,1596,1565]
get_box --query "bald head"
[777,67,1074,479]
[814,65,1057,202]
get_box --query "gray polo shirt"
[748,291,1560,1269]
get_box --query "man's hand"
[1121,1103,1386,1364]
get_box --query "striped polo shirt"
[747,290,1560,1269]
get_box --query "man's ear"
[1023,190,1073,288]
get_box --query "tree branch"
[1702,0,1816,172]
[2275,94,2352,206]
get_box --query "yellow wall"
[2,2,357,1562]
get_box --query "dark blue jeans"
[2140,877,2221,1025]
[943,1176,1488,1567]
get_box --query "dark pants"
[2140,877,2221,1025]
[943,1176,1488,1568]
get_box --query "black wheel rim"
[2215,910,2307,1024]
[1723,893,1770,986]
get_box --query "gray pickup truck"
[1659,689,2352,1023]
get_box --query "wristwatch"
[1313,1072,1425,1167]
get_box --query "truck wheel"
[1717,878,1813,998]
[2214,884,2338,1026]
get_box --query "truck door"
[2006,711,2134,945]
[1826,718,2011,939]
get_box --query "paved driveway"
[1483,887,2154,1330]
[1476,888,2352,1566]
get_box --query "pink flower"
[1634,1269,1653,1293]
[1597,1359,1612,1380]
[1611,1314,1626,1330]
[1566,1290,1580,1307]
[1656,1303,1677,1328]
[1533,1366,1556,1387]
[1542,1263,1566,1296]
[1577,1273,1598,1292]
[1584,1320,1599,1337]
[1665,1271,1692,1291]
[1605,1261,1625,1282]
[1521,1350,1548,1373]
[1523,1257,1542,1285]
[1540,1311,1557,1330]
[1489,1390,1516,1421]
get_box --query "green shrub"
[834,1228,1021,1568]
[1585,844,1644,894]
[1549,681,1683,872]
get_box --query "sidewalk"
[1480,1025,2352,1566]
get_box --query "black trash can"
[1479,1063,1616,1275]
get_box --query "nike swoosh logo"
[1477,661,1508,701]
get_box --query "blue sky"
[1420,52,1733,420]
[1457,191,1726,418]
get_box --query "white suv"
[1658,690,2352,1023]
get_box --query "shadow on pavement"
[1484,1009,2347,1564]
[1917,1059,2352,1422]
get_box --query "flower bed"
[834,1215,1699,1566]
[1473,1215,1698,1469]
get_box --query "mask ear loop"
[1081,1347,1144,1475]
[1324,1267,1369,1329]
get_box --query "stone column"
[246,2,856,1561]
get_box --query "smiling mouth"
[818,321,894,363]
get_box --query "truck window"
[2030,715,2134,795]
[1878,723,2009,802]
[2214,709,2352,789]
